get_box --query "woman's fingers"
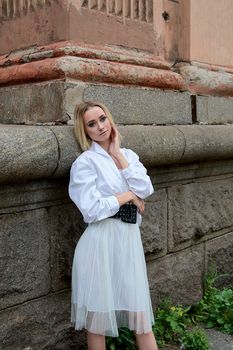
[140,200,145,214]
[132,197,145,215]
[138,199,145,214]
[108,126,121,155]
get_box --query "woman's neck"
[96,140,110,152]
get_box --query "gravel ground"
[159,328,233,350]
[205,328,233,350]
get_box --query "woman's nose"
[97,122,103,130]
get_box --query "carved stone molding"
[1,42,233,97]
[1,124,233,184]
[175,63,233,97]
[80,0,153,23]
[0,55,183,90]
[0,0,54,19]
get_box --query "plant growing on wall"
[190,270,233,334]
[180,328,210,350]
[106,270,233,349]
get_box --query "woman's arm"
[108,127,154,199]
[69,157,120,223]
[115,191,145,215]
[119,149,154,199]
[69,155,144,222]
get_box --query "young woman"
[69,101,158,350]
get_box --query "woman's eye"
[88,122,95,127]
[100,116,107,122]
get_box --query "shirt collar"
[90,141,110,157]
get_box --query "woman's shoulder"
[71,150,95,169]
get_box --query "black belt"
[111,203,137,224]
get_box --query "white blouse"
[68,141,154,224]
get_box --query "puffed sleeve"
[68,156,120,223]
[120,149,154,199]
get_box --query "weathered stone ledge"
[0,42,182,90]
[1,124,233,184]
[175,63,233,97]
[190,60,233,75]
[1,42,233,97]
[0,41,170,70]
[0,56,184,90]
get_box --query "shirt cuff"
[120,164,135,179]
[107,195,120,215]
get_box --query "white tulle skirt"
[71,218,154,337]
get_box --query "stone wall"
[0,179,86,349]
[1,161,233,349]
[1,71,233,348]
[0,5,233,347]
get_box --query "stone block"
[0,81,86,125]
[176,125,233,162]
[49,203,86,291]
[0,209,50,310]
[0,82,66,124]
[0,125,58,183]
[195,159,233,179]
[147,244,204,307]
[0,179,68,212]
[65,81,85,121]
[168,179,233,250]
[0,291,87,350]
[119,125,185,166]
[151,164,199,186]
[49,126,80,177]
[84,84,192,125]
[141,189,167,255]
[152,160,233,187]
[197,95,233,124]
[205,231,233,288]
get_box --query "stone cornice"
[0,42,183,90]
[1,42,233,96]
[0,41,170,71]
[1,124,233,184]
[175,63,233,97]
[0,56,184,90]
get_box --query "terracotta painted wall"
[1,0,232,69]
[0,0,159,55]
[190,0,233,68]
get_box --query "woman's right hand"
[115,191,145,215]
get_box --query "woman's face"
[83,106,112,145]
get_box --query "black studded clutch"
[111,203,137,224]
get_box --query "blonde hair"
[74,101,117,151]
